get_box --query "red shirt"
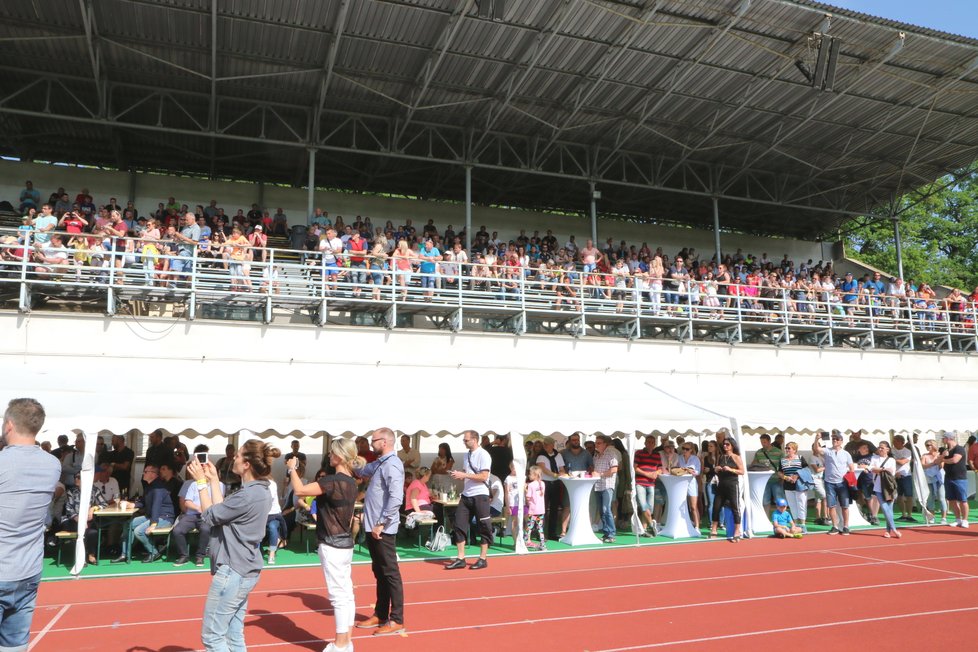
[634,448,662,487]
[347,237,367,263]
[63,217,85,234]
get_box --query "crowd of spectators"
[5,180,978,330]
[33,426,978,567]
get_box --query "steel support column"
[465,165,472,252]
[306,148,316,224]
[589,180,597,243]
[712,195,722,265]
[128,169,137,205]
[893,217,904,280]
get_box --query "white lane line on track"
[591,606,978,651]
[27,604,70,651]
[37,535,971,607]
[829,548,978,579]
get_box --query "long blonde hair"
[330,438,365,471]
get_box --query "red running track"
[28,527,978,652]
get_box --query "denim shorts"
[825,481,850,509]
[946,478,968,502]
[0,572,42,650]
[635,484,655,513]
[763,478,785,505]
[420,274,436,289]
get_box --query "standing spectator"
[187,441,276,651]
[779,442,808,532]
[54,434,72,460]
[272,208,288,237]
[104,435,134,497]
[346,230,368,296]
[32,204,58,245]
[396,435,420,477]
[285,439,361,652]
[709,438,745,541]
[823,431,855,535]
[216,443,241,492]
[0,398,61,651]
[870,441,900,538]
[446,430,493,570]
[891,435,914,522]
[559,433,591,537]
[429,442,454,495]
[18,181,40,213]
[633,435,662,537]
[921,439,948,525]
[523,466,547,550]
[701,441,719,524]
[418,238,440,300]
[942,432,970,528]
[60,433,86,488]
[592,435,619,543]
[751,434,784,516]
[809,437,829,525]
[170,212,201,285]
[284,440,306,467]
[145,429,168,469]
[678,442,702,531]
[535,437,566,541]
[354,427,405,637]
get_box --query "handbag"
[425,525,451,552]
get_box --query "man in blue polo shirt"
[840,272,859,310]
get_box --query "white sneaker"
[940,518,949,525]
[962,520,971,529]
[323,642,353,652]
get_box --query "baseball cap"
[941,431,956,440]
[831,432,843,440]
[254,225,263,231]
[776,498,788,507]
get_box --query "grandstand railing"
[2,230,976,354]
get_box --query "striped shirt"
[633,448,661,487]
[780,456,804,491]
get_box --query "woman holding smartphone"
[187,440,277,652]
[286,439,361,652]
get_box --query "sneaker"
[172,556,190,567]
[444,558,466,570]
[470,558,488,570]
[940,518,949,525]
[792,532,803,539]
[650,520,661,537]
[951,520,962,528]
[639,530,653,538]
[195,557,205,567]
[827,527,840,535]
[538,544,547,551]
[603,537,616,544]
[962,521,971,529]
[373,621,405,637]
[841,527,851,536]
[323,642,353,652]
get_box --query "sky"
[828,1,978,39]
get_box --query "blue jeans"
[598,488,615,538]
[266,514,286,549]
[202,565,260,652]
[635,485,654,514]
[875,492,896,533]
[0,572,41,651]
[704,481,717,518]
[125,515,173,556]
[927,480,947,516]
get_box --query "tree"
[845,169,978,292]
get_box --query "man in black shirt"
[145,430,168,469]
[284,440,306,466]
[105,434,135,496]
[487,436,513,488]
[942,432,970,528]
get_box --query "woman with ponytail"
[286,438,363,652]
[188,439,279,651]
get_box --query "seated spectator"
[404,467,435,529]
[172,446,222,567]
[771,498,803,538]
[429,443,454,494]
[113,465,175,563]
[160,463,182,514]
[60,433,85,488]
[272,208,288,236]
[355,436,377,464]
[58,472,106,565]
[265,478,287,564]
[216,443,241,491]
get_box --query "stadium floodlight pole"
[589,180,597,244]
[465,165,472,252]
[306,148,316,225]
[712,195,721,266]
[892,216,904,281]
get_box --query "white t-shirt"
[319,237,343,264]
[462,447,492,498]
[892,448,912,477]
[536,452,566,481]
[488,474,504,513]
[504,475,520,508]
[871,455,896,493]
[267,479,282,514]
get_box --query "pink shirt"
[526,479,546,516]
[406,479,431,512]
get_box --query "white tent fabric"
[71,431,96,576]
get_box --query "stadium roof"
[1,0,977,238]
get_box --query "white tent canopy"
[9,355,977,439]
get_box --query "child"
[771,497,803,538]
[504,462,520,538]
[524,465,547,550]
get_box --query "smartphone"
[820,432,830,442]
[195,452,208,463]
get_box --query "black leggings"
[712,479,742,525]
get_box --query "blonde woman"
[286,439,362,652]
[648,255,665,315]
[368,243,388,300]
[391,239,415,300]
